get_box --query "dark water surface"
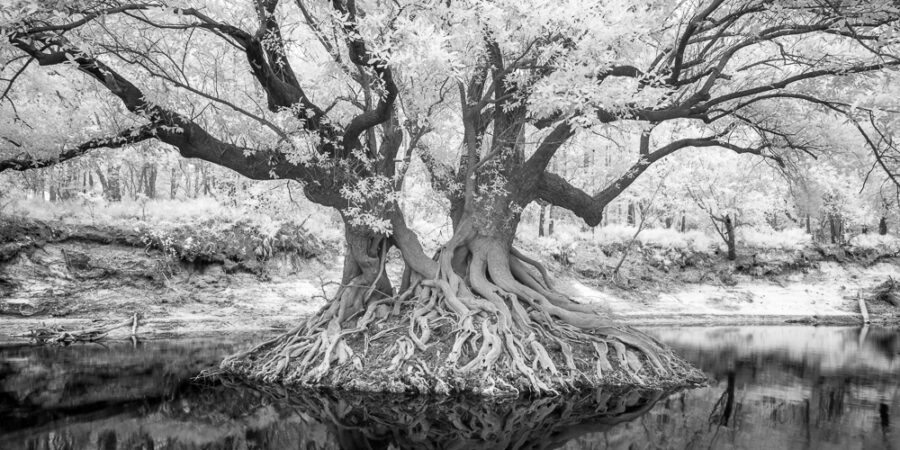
[0,325,898,449]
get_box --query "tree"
[670,149,791,260]
[3,0,900,395]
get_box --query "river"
[1,325,897,449]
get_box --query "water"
[0,326,897,449]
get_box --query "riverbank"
[1,215,899,342]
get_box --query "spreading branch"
[536,136,775,226]
[0,125,156,172]
[6,34,312,182]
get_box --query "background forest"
[3,0,900,270]
[2,119,897,262]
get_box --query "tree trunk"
[333,221,393,322]
[193,164,202,198]
[169,167,179,199]
[538,203,546,237]
[547,205,555,236]
[180,162,192,198]
[57,166,74,200]
[137,164,147,197]
[725,214,736,261]
[106,163,122,202]
[879,216,888,235]
[202,165,212,196]
[126,163,137,199]
[94,165,109,196]
[627,201,636,226]
[829,214,843,244]
[806,214,812,235]
[680,215,686,233]
[145,164,157,198]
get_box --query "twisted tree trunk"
[222,192,702,396]
[330,223,393,323]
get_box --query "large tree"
[2,0,899,395]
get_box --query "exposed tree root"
[222,229,705,396]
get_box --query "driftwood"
[870,277,900,307]
[27,313,139,344]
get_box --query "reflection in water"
[200,383,666,449]
[619,326,900,450]
[0,326,897,449]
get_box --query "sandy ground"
[0,256,344,342]
[565,261,900,325]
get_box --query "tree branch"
[332,0,399,155]
[0,125,156,172]
[536,135,776,226]
[7,35,311,182]
[254,0,302,88]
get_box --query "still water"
[0,326,897,449]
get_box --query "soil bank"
[1,216,898,342]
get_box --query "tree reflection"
[206,380,673,450]
[708,371,736,427]
[3,377,673,450]
[4,327,899,449]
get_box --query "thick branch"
[515,122,575,198]
[332,0,399,155]
[670,0,727,84]
[255,0,302,87]
[16,4,329,131]
[418,147,459,195]
[595,65,644,84]
[537,137,774,226]
[8,36,309,182]
[0,125,156,172]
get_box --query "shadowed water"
[0,325,897,449]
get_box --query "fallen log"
[27,313,139,344]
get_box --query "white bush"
[740,227,810,251]
[848,233,900,252]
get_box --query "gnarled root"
[221,234,704,396]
